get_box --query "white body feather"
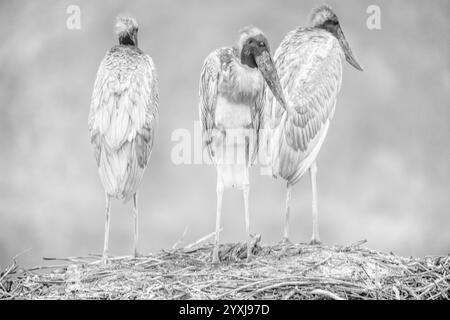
[265,28,343,185]
[89,45,159,202]
[199,47,265,189]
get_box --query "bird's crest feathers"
[309,4,338,27]
[115,15,138,37]
[237,25,266,54]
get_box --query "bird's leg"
[309,162,321,245]
[283,183,292,244]
[242,136,253,261]
[133,193,140,258]
[243,173,251,261]
[102,194,111,263]
[213,173,224,264]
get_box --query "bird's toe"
[246,249,253,262]
[212,250,220,265]
[309,239,322,245]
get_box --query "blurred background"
[0,0,449,268]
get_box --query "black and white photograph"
[0,0,449,305]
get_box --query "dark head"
[115,15,139,47]
[310,5,363,71]
[238,26,287,110]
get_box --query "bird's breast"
[215,95,252,129]
[218,63,263,105]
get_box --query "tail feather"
[98,139,145,202]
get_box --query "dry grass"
[1,236,449,300]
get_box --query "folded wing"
[267,29,343,184]
[88,49,159,200]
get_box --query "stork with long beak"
[88,16,159,261]
[264,5,363,244]
[199,26,287,263]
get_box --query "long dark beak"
[255,50,288,111]
[336,26,363,71]
[133,32,138,47]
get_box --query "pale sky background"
[0,0,449,268]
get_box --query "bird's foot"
[277,237,293,257]
[246,243,253,262]
[246,234,261,260]
[133,251,143,259]
[309,238,322,245]
[102,254,110,265]
[249,233,261,244]
[212,248,220,265]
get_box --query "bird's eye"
[259,41,266,47]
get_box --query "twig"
[301,254,332,275]
[282,288,298,300]
[343,239,368,251]
[184,229,223,250]
[418,274,450,299]
[245,281,309,299]
[2,241,449,300]
[0,248,32,283]
[311,289,345,300]
[172,226,189,250]
[392,286,401,300]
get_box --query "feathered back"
[88,29,159,201]
[115,15,139,46]
[115,15,138,37]
[266,27,343,184]
[309,4,337,27]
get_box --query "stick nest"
[1,237,449,300]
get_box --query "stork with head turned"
[199,26,288,263]
[264,5,362,244]
[88,15,159,261]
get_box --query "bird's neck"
[240,50,257,69]
[119,34,137,47]
[220,63,263,105]
[315,22,338,39]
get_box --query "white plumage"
[264,5,362,244]
[267,29,342,184]
[199,26,287,263]
[89,16,159,260]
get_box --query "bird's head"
[310,4,363,71]
[115,15,139,47]
[237,26,288,111]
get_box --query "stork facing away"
[89,16,159,260]
[264,5,362,244]
[199,26,288,263]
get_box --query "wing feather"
[251,83,265,165]
[266,28,343,183]
[198,52,219,160]
[88,47,158,200]
[134,54,159,168]
[198,48,235,161]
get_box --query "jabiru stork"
[88,16,159,260]
[264,5,362,244]
[199,26,288,263]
